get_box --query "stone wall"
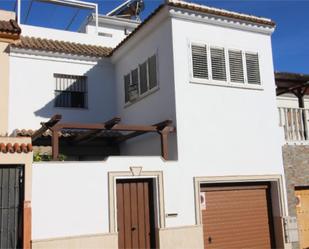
[282,144,309,249]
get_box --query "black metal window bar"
[54,73,87,108]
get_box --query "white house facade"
[0,0,296,248]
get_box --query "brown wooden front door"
[201,183,275,249]
[116,179,156,249]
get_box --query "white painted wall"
[32,156,287,240]
[26,6,288,242]
[8,54,116,132]
[32,159,179,239]
[170,15,285,174]
[21,25,117,48]
[113,10,178,159]
[81,15,139,48]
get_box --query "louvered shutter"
[139,62,148,94]
[211,48,226,81]
[246,53,261,84]
[228,50,244,83]
[148,55,157,89]
[191,45,208,79]
[124,74,130,103]
[129,68,139,101]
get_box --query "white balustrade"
[278,107,309,143]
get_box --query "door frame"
[194,175,288,248]
[0,164,25,248]
[116,178,157,248]
[108,169,165,234]
[0,138,32,249]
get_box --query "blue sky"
[0,0,308,74]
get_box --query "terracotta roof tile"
[0,19,21,36]
[0,143,33,154]
[167,0,275,27]
[11,36,113,58]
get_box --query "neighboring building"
[0,0,296,248]
[276,72,309,249]
[0,10,32,249]
[0,10,21,136]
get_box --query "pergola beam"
[73,117,121,144]
[55,123,161,132]
[117,120,174,143]
[31,114,62,142]
[276,81,309,96]
[39,115,176,161]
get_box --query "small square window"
[54,74,87,108]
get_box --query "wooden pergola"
[31,115,176,161]
[276,72,309,108]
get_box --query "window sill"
[189,78,263,91]
[124,87,159,108]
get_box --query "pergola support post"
[51,128,59,161]
[160,127,171,160]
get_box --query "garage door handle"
[208,236,212,244]
[131,226,137,231]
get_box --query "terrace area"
[276,72,309,144]
[14,114,176,161]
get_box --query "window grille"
[54,74,87,108]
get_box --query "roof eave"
[110,2,276,57]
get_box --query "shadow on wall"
[34,59,116,124]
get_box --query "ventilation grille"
[211,48,226,81]
[192,45,208,79]
[228,50,244,83]
[246,53,261,84]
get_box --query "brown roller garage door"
[201,183,275,249]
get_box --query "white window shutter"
[210,47,226,81]
[246,53,261,84]
[228,50,244,83]
[192,45,208,79]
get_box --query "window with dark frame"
[124,54,158,104]
[54,74,87,108]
